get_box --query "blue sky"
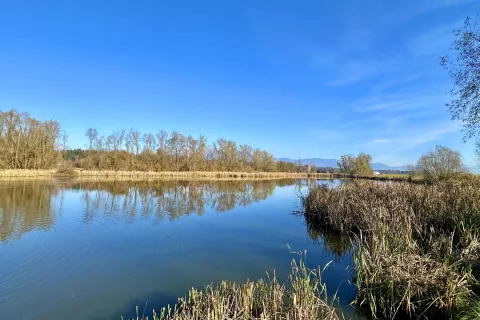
[0,0,478,166]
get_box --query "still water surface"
[0,179,355,319]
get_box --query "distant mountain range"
[276,158,408,171]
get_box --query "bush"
[54,165,78,177]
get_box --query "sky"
[0,0,479,167]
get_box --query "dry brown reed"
[0,169,332,180]
[125,253,342,320]
[302,179,480,319]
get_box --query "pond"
[0,179,356,320]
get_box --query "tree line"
[78,127,279,172]
[1,110,471,176]
[0,110,62,169]
[336,146,468,179]
[0,110,309,172]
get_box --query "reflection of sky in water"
[0,179,357,320]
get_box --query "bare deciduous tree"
[86,128,98,150]
[337,153,373,176]
[355,153,373,176]
[337,155,356,175]
[441,14,480,156]
[10,112,296,173]
[414,145,466,179]
[142,133,156,153]
[476,141,480,166]
[0,110,61,169]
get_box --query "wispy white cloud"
[369,138,391,145]
[311,50,400,86]
[370,124,459,148]
[410,126,460,145]
[326,60,397,86]
[430,0,476,9]
[388,0,476,22]
[243,0,475,165]
[353,93,446,113]
[311,128,349,141]
[397,123,460,147]
[370,73,423,93]
[407,21,462,58]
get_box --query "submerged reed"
[125,252,343,320]
[302,179,480,319]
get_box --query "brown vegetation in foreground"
[125,253,342,320]
[302,179,480,319]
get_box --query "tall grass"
[457,298,480,320]
[332,173,415,182]
[0,169,333,180]
[125,253,343,320]
[301,179,480,319]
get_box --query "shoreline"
[1,169,454,183]
[0,169,334,180]
[333,173,413,182]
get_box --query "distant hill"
[370,162,408,171]
[276,157,408,171]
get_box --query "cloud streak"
[366,122,460,155]
[244,0,476,164]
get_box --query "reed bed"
[0,169,332,180]
[125,253,342,320]
[332,173,414,182]
[0,169,56,177]
[301,179,480,319]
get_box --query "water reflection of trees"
[0,179,296,242]
[300,212,354,261]
[0,180,63,242]
[76,179,293,221]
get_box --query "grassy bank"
[332,173,416,182]
[0,169,333,180]
[301,179,480,319]
[125,253,343,320]
[333,173,479,183]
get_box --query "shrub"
[54,165,78,177]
